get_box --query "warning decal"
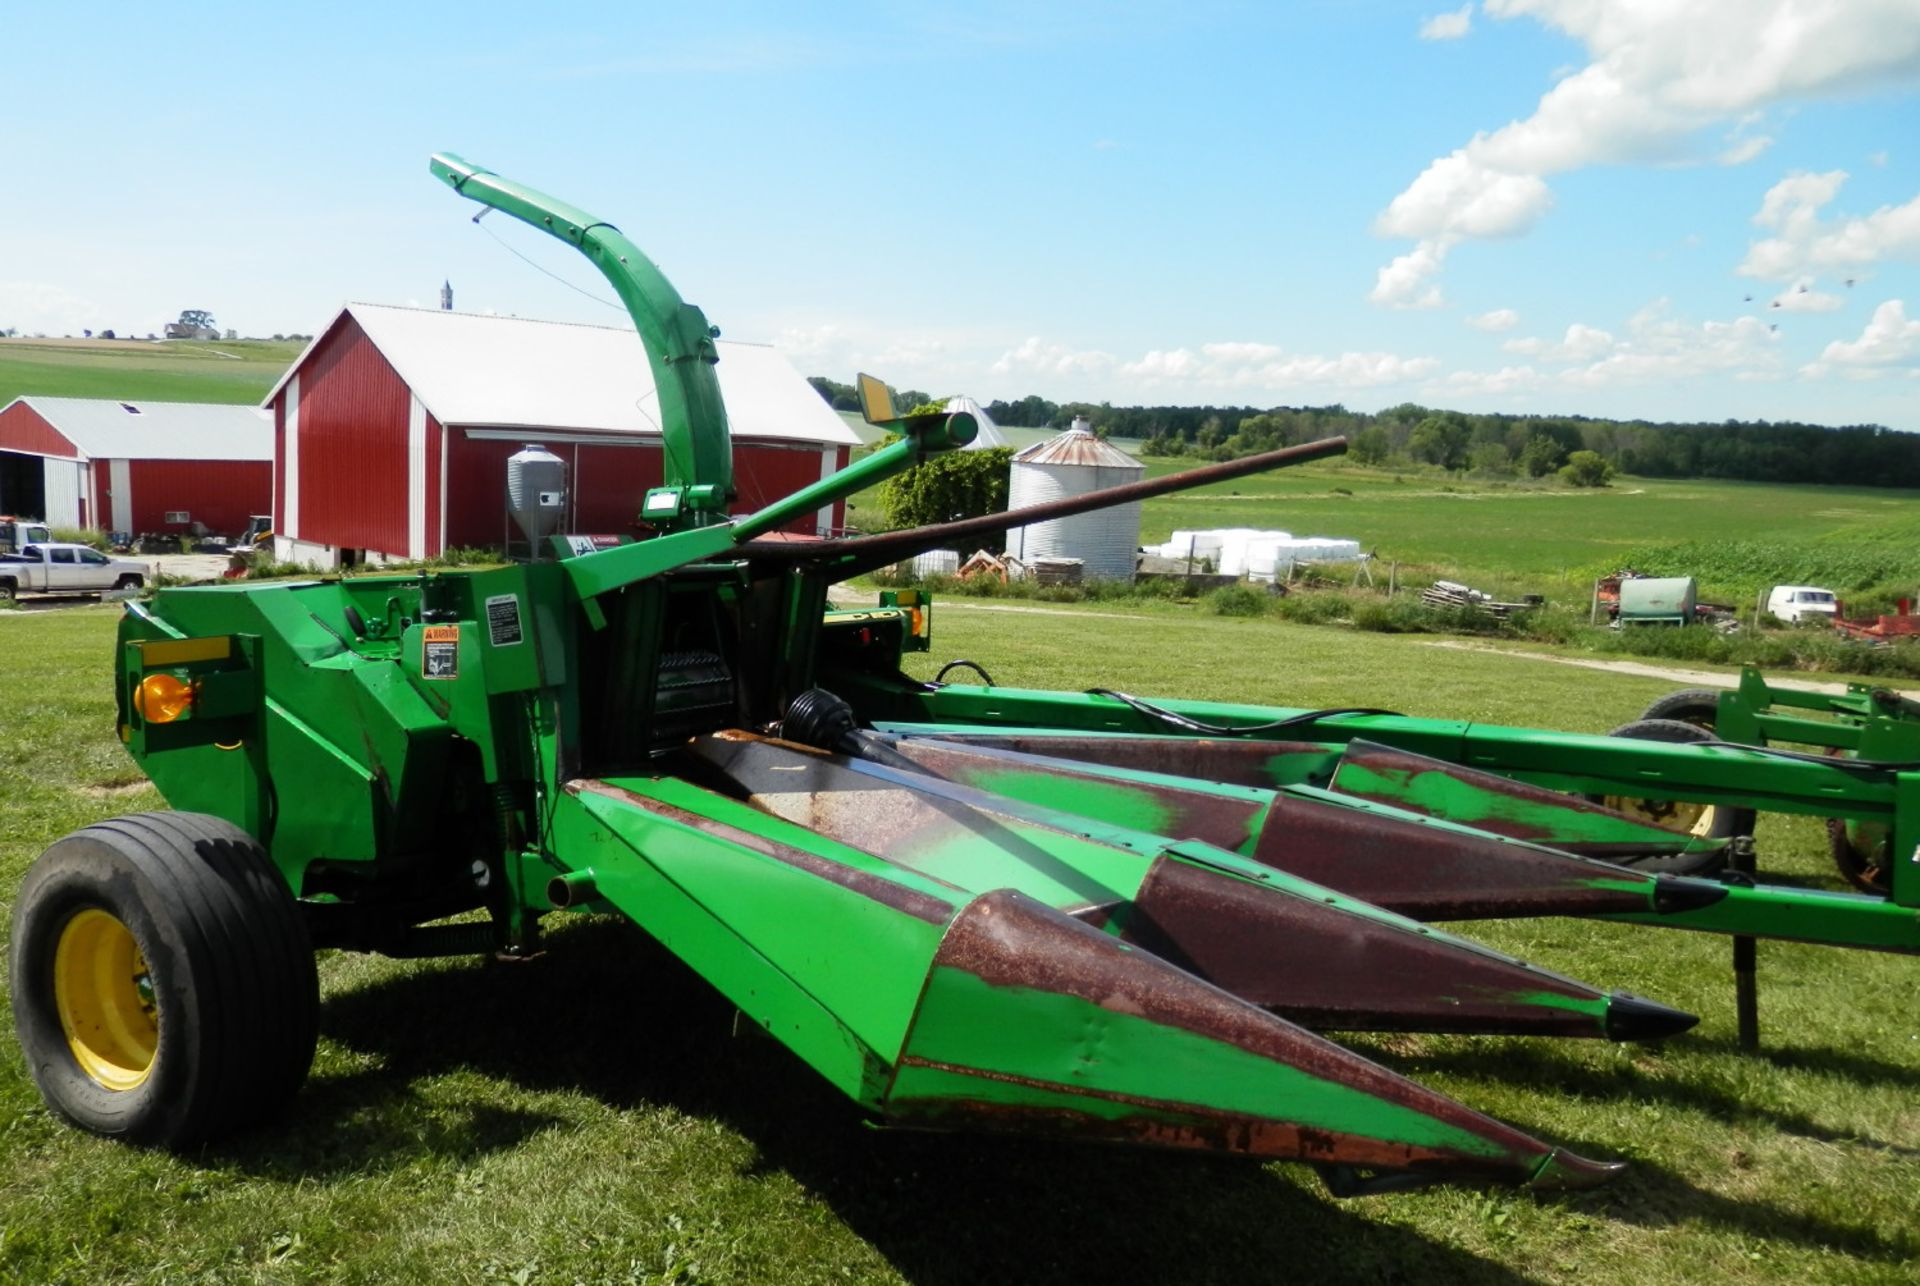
[422,624,460,680]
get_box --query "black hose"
[934,659,998,686]
[1083,688,1401,736]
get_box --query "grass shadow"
[296,916,1530,1286]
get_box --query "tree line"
[808,377,1916,488]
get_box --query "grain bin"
[1005,426,1144,580]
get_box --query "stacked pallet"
[1420,580,1540,619]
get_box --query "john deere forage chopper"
[8,156,1910,1196]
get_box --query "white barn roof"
[5,397,271,461]
[267,304,859,447]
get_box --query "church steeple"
[440,280,453,311]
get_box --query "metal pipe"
[430,153,734,511]
[740,436,1349,576]
[547,869,599,909]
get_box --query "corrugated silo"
[1005,421,1144,580]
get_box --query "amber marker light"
[135,674,194,723]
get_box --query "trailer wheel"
[1826,818,1890,894]
[8,812,318,1147]
[1590,719,1757,862]
[1638,688,1722,731]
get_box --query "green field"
[847,450,1920,608]
[1134,460,1920,604]
[0,338,302,408]
[3,604,1917,1284]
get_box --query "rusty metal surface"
[739,437,1348,572]
[898,733,1338,789]
[684,733,1136,912]
[882,736,1268,852]
[1332,740,1699,858]
[1252,792,1678,920]
[567,776,955,923]
[887,888,1611,1186]
[1120,856,1655,1037]
[1010,428,1142,468]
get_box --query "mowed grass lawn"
[0,339,301,407]
[3,603,1918,1284]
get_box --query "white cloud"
[1376,153,1553,241]
[1118,341,1440,390]
[1369,238,1451,308]
[990,335,1116,378]
[1433,365,1543,396]
[1769,277,1845,313]
[1420,5,1473,41]
[0,280,106,336]
[1450,298,1783,391]
[1371,1,1920,302]
[1502,322,1616,362]
[1739,171,1920,279]
[1803,299,1920,376]
[1466,307,1520,331]
[1719,134,1773,166]
[1869,150,1890,167]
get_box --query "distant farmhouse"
[165,309,220,341]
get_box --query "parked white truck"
[0,543,150,597]
[0,517,53,554]
[1767,584,1839,624]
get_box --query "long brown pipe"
[740,435,1348,575]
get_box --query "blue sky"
[3,1,1917,426]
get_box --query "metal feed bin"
[1005,426,1144,580]
[1618,576,1697,625]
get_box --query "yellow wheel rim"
[1601,795,1717,838]
[53,909,158,1091]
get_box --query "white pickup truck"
[0,543,151,597]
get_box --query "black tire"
[9,812,318,1147]
[1826,817,1890,894]
[1588,719,1756,870]
[1639,688,1722,731]
[112,574,143,591]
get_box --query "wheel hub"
[52,909,158,1091]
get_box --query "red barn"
[0,397,271,535]
[262,304,860,567]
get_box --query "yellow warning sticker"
[422,624,460,679]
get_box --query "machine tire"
[1825,817,1891,894]
[1588,718,1756,871]
[1638,688,1722,731]
[8,812,318,1147]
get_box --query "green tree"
[1347,425,1390,465]
[876,445,1015,539]
[1517,433,1567,477]
[1558,450,1614,487]
[1407,416,1469,469]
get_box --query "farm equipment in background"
[13,156,1920,1199]
[1592,569,1739,631]
[1833,595,1920,644]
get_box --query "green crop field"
[847,453,1920,608]
[2,603,1917,1284]
[1133,460,1920,604]
[0,338,302,408]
